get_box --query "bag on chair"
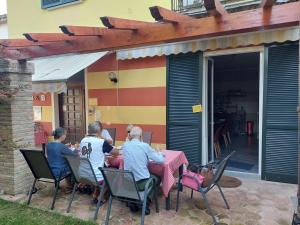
[200,165,214,188]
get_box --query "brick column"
[0,59,35,195]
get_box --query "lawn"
[0,198,97,225]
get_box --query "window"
[41,0,80,9]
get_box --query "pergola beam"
[0,2,299,60]
[261,0,274,8]
[60,25,104,36]
[203,0,227,17]
[100,17,153,31]
[24,33,79,42]
[149,6,195,23]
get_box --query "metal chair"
[142,131,152,145]
[176,151,235,225]
[99,167,159,225]
[64,155,105,220]
[20,149,70,210]
[106,128,116,146]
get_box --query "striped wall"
[87,53,167,147]
[33,92,53,135]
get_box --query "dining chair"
[20,149,70,210]
[99,167,159,225]
[64,155,105,220]
[106,128,116,146]
[176,151,235,225]
[142,131,152,145]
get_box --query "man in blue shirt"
[122,126,164,214]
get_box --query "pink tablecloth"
[107,150,188,197]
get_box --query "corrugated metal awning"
[117,27,300,60]
[30,52,107,93]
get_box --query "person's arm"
[101,130,113,145]
[102,141,119,155]
[145,145,164,163]
[61,144,77,156]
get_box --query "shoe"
[145,207,151,215]
[128,203,139,212]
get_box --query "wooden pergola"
[1,0,300,206]
[0,0,299,60]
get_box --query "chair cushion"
[182,170,204,191]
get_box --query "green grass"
[0,198,97,225]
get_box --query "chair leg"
[94,183,105,220]
[201,192,217,225]
[176,186,180,212]
[217,184,230,209]
[67,183,77,213]
[154,185,159,213]
[141,197,147,225]
[27,179,37,205]
[191,190,194,199]
[50,181,60,210]
[105,195,113,225]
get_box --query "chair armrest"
[181,173,202,191]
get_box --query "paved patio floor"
[0,177,297,225]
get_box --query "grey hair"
[129,126,143,139]
[126,124,134,132]
[88,122,101,135]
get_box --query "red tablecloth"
[107,150,188,197]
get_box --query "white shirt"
[101,129,113,143]
[80,136,112,181]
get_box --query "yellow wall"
[7,0,170,38]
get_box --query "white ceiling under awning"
[30,51,108,82]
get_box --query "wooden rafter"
[261,0,274,8]
[24,33,78,42]
[149,6,194,24]
[100,17,154,30]
[1,2,299,60]
[0,39,44,47]
[60,25,104,36]
[203,0,227,17]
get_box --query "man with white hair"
[122,126,164,214]
[80,122,118,203]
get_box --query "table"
[107,149,188,210]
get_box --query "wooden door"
[59,87,86,143]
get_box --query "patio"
[0,177,296,225]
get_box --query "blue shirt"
[123,139,164,181]
[46,142,77,178]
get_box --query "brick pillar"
[0,59,35,195]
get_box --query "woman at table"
[46,127,77,193]
[95,121,113,145]
[122,126,164,215]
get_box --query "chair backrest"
[106,128,116,146]
[65,155,99,186]
[99,167,141,201]
[20,149,55,180]
[208,151,235,188]
[142,131,152,145]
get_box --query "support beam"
[0,2,299,60]
[0,39,44,47]
[100,17,153,30]
[204,0,227,17]
[261,0,274,8]
[149,6,194,23]
[24,33,79,42]
[60,25,104,36]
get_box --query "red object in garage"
[34,122,48,146]
[247,121,254,136]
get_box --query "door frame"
[202,46,264,177]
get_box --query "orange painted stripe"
[102,123,166,144]
[88,53,166,72]
[89,87,166,106]
[33,92,51,106]
[39,122,53,136]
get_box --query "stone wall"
[0,59,34,195]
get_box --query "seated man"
[95,121,113,145]
[122,126,165,214]
[80,122,118,203]
[46,127,77,193]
